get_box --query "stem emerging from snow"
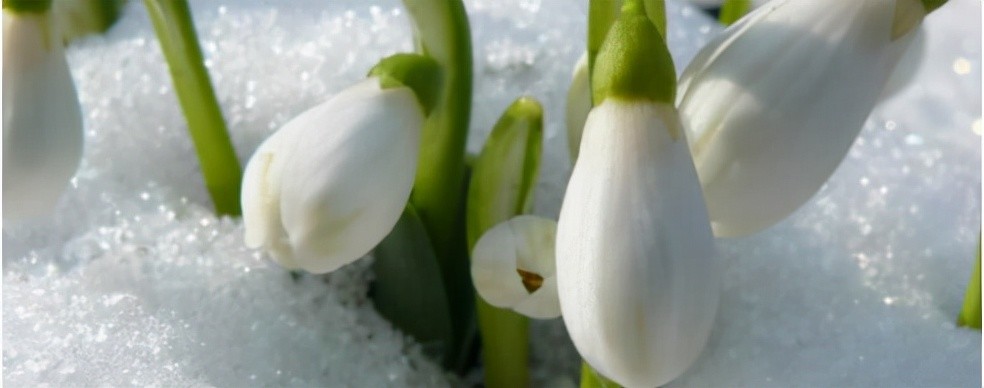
[144,0,242,216]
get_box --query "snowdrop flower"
[677,0,941,237]
[471,215,560,319]
[557,3,718,387]
[242,54,439,274]
[3,5,84,222]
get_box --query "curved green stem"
[401,0,474,369]
[144,0,241,216]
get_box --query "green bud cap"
[3,0,52,13]
[369,53,443,115]
[592,0,676,104]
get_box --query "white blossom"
[241,78,423,274]
[557,99,718,387]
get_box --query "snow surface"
[3,0,980,386]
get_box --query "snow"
[3,0,980,386]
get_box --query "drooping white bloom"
[3,11,84,222]
[471,215,560,319]
[241,78,423,274]
[557,100,718,388]
[677,0,928,237]
[565,53,591,162]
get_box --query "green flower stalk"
[145,0,242,216]
[466,97,543,388]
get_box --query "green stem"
[580,361,621,388]
[144,0,241,216]
[957,236,981,329]
[401,0,474,369]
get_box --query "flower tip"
[509,96,543,124]
[591,7,675,104]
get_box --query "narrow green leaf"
[466,96,543,388]
[957,236,981,329]
[719,0,751,26]
[144,0,242,216]
[371,206,454,358]
[580,362,621,388]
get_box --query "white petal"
[471,215,561,319]
[565,53,591,162]
[678,0,920,237]
[3,12,83,222]
[241,78,423,274]
[557,100,718,388]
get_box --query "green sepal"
[718,0,751,26]
[592,0,675,104]
[371,205,455,359]
[369,53,443,116]
[3,0,52,13]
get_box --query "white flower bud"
[3,11,84,222]
[471,215,560,319]
[241,78,423,274]
[677,0,925,237]
[557,100,718,388]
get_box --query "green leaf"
[718,0,750,26]
[371,206,455,358]
[466,97,543,248]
